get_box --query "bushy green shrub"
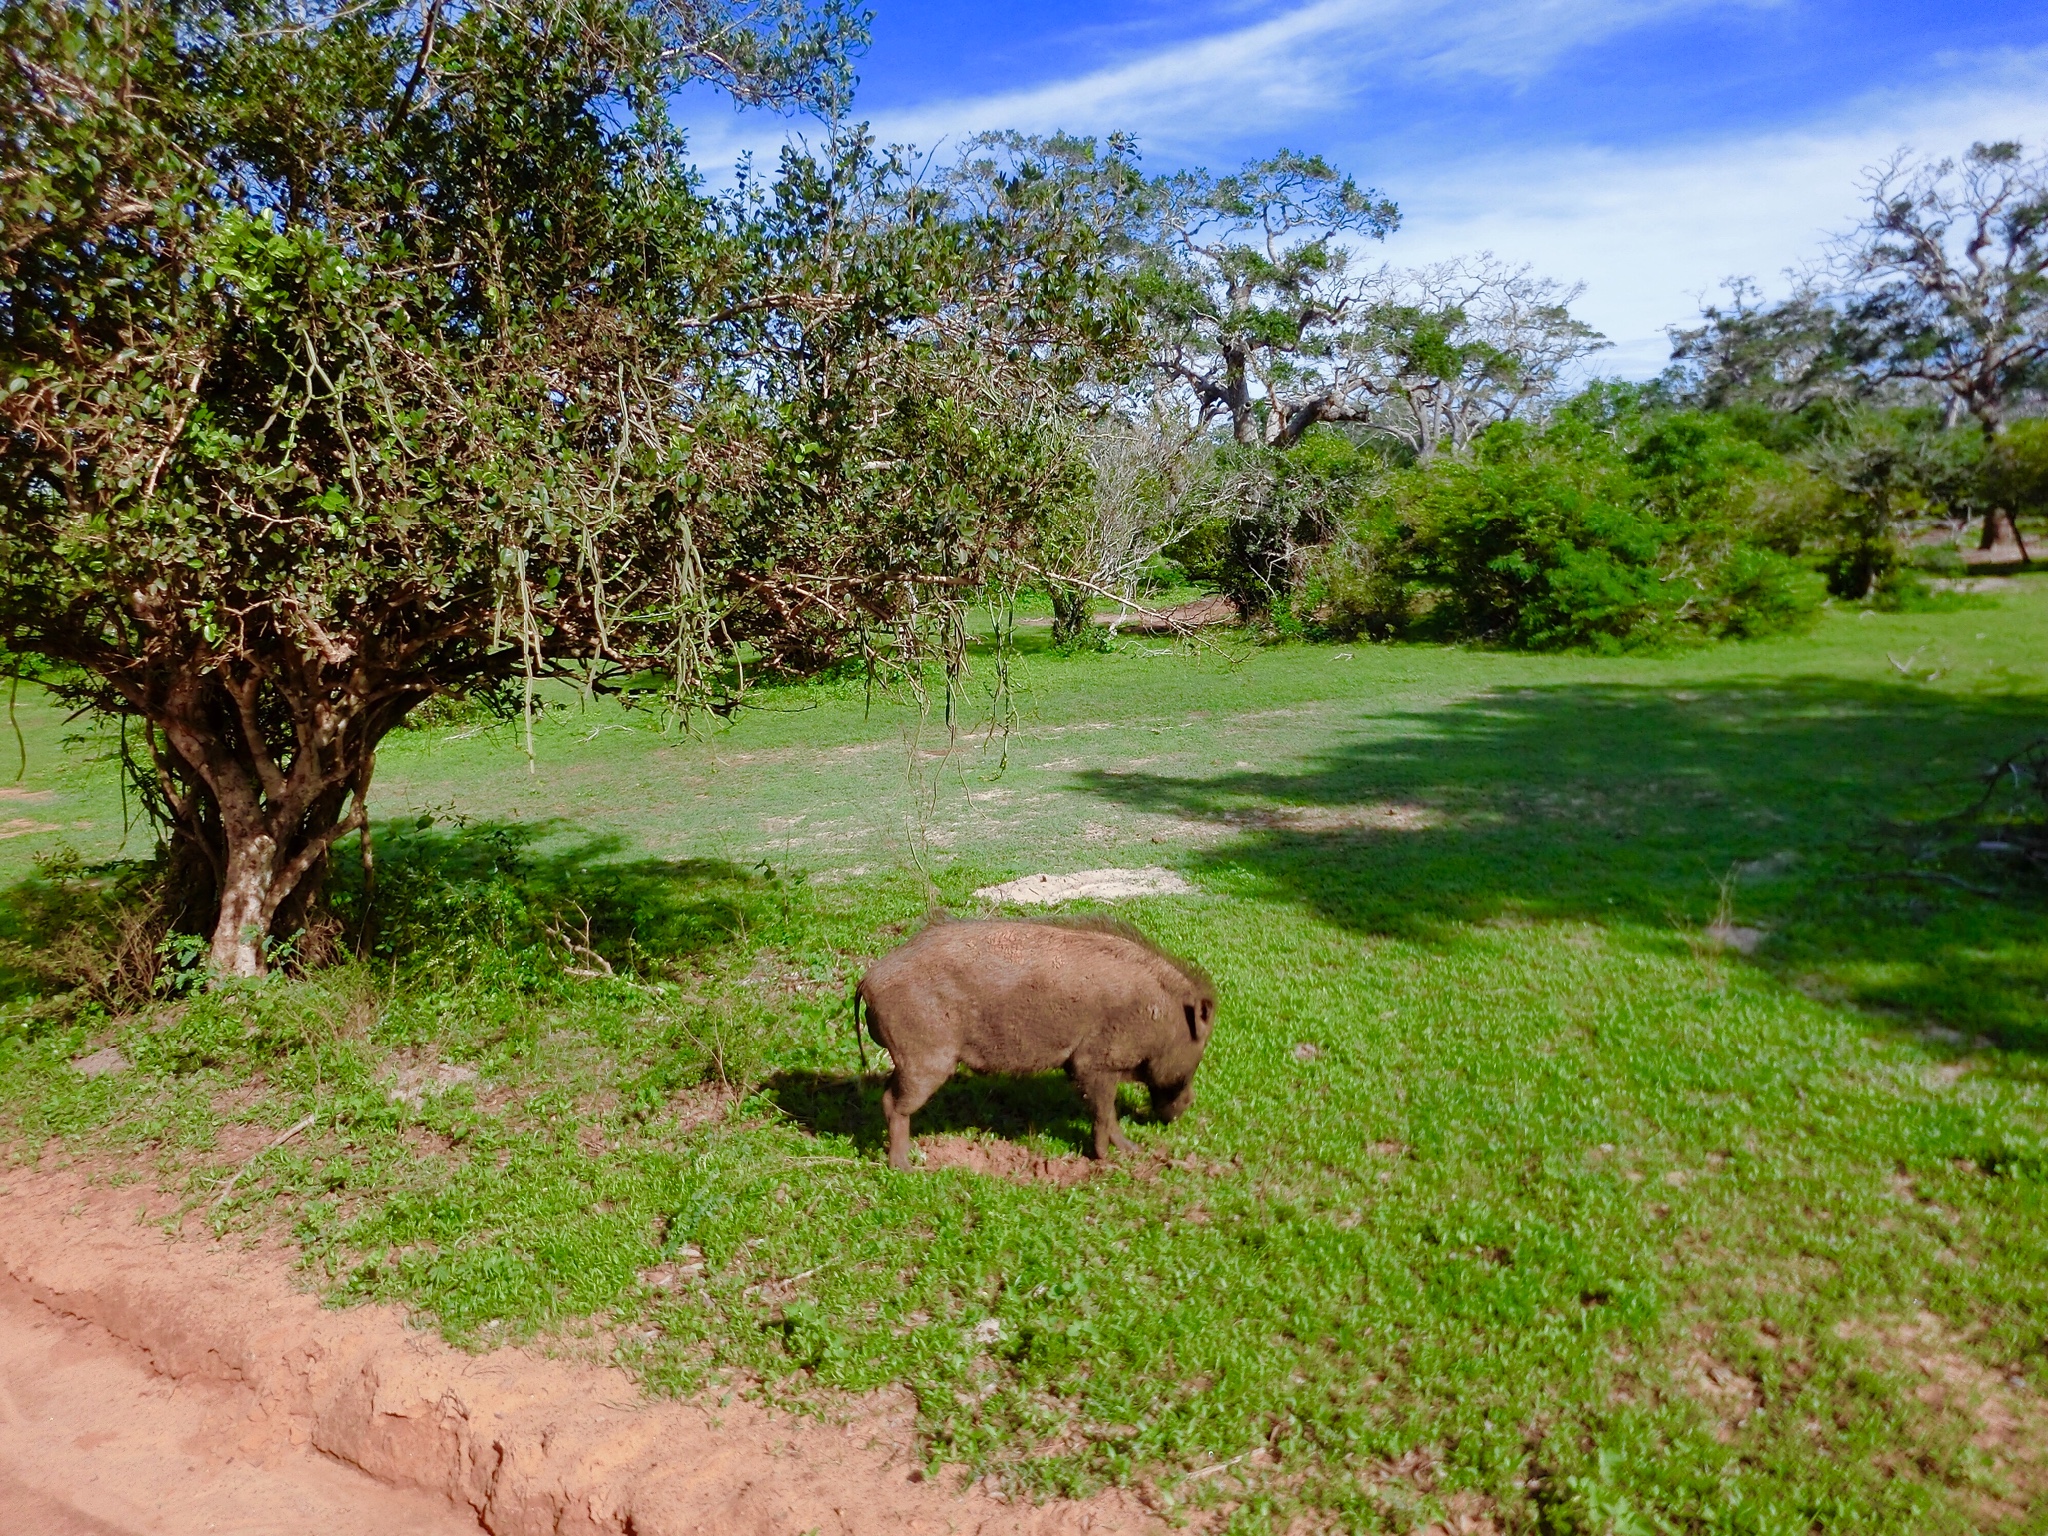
[1986,418,2048,523]
[1302,406,1824,650]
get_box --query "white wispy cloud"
[864,0,1766,156]
[674,8,2048,381]
[680,0,1766,166]
[1384,49,2048,374]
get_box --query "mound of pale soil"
[0,1169,1166,1536]
[973,868,1198,904]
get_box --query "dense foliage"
[1172,403,1821,651]
[0,0,1134,973]
[1148,139,2044,646]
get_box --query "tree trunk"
[1979,507,2028,559]
[1049,586,1096,650]
[1224,345,1257,445]
[210,825,282,976]
[149,695,386,982]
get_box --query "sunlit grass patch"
[5,583,2048,1531]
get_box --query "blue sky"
[683,1,2048,375]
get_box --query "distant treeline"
[1039,140,2046,653]
[1152,390,2046,653]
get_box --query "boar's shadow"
[765,1067,1116,1158]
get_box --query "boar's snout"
[1150,1079,1194,1122]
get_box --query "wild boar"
[856,916,1216,1170]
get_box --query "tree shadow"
[1073,674,2048,1050]
[332,817,771,971]
[764,1066,1099,1156]
[0,817,776,1009]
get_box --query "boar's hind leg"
[1077,1070,1140,1160]
[882,1068,945,1172]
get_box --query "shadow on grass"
[0,819,771,1004]
[765,1066,1099,1156]
[1074,674,2048,1050]
[347,819,771,971]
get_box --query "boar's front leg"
[1077,1069,1140,1159]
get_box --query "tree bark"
[1048,586,1096,649]
[1223,344,1257,445]
[211,824,282,976]
[1979,507,2029,559]
[142,673,390,981]
[202,785,370,977]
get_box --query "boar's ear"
[1183,1003,1199,1041]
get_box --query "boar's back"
[863,920,1190,1075]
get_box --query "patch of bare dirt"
[663,1082,739,1135]
[1116,596,1239,635]
[383,1058,481,1109]
[1703,922,1767,955]
[69,1046,131,1078]
[1838,1311,2048,1514]
[974,868,1200,904]
[0,1168,1168,1536]
[638,1245,708,1292]
[920,1134,1099,1188]
[1143,802,1444,845]
[698,739,890,769]
[1417,1492,1502,1535]
[1957,544,2032,569]
[209,1119,295,1163]
[0,1274,480,1535]
[1682,1352,1764,1442]
[1350,1450,1502,1535]
[1241,802,1443,834]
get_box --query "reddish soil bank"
[0,1169,1164,1536]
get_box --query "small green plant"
[155,932,210,997]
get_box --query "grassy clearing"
[4,583,2048,1533]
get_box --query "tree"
[1666,278,1879,418]
[707,128,1144,670]
[4,0,744,975]
[1340,256,1607,459]
[1136,151,1399,447]
[1839,141,2048,547]
[0,0,1116,978]
[1035,412,1212,647]
[1797,411,1962,597]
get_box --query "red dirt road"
[0,1169,1166,1536]
[0,1274,482,1534]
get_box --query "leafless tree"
[1666,277,1881,413]
[1328,256,1608,457]
[1839,141,2048,438]
[1038,410,1212,644]
[1837,141,2048,546]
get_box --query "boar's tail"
[850,982,871,1076]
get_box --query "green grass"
[4,583,2048,1533]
